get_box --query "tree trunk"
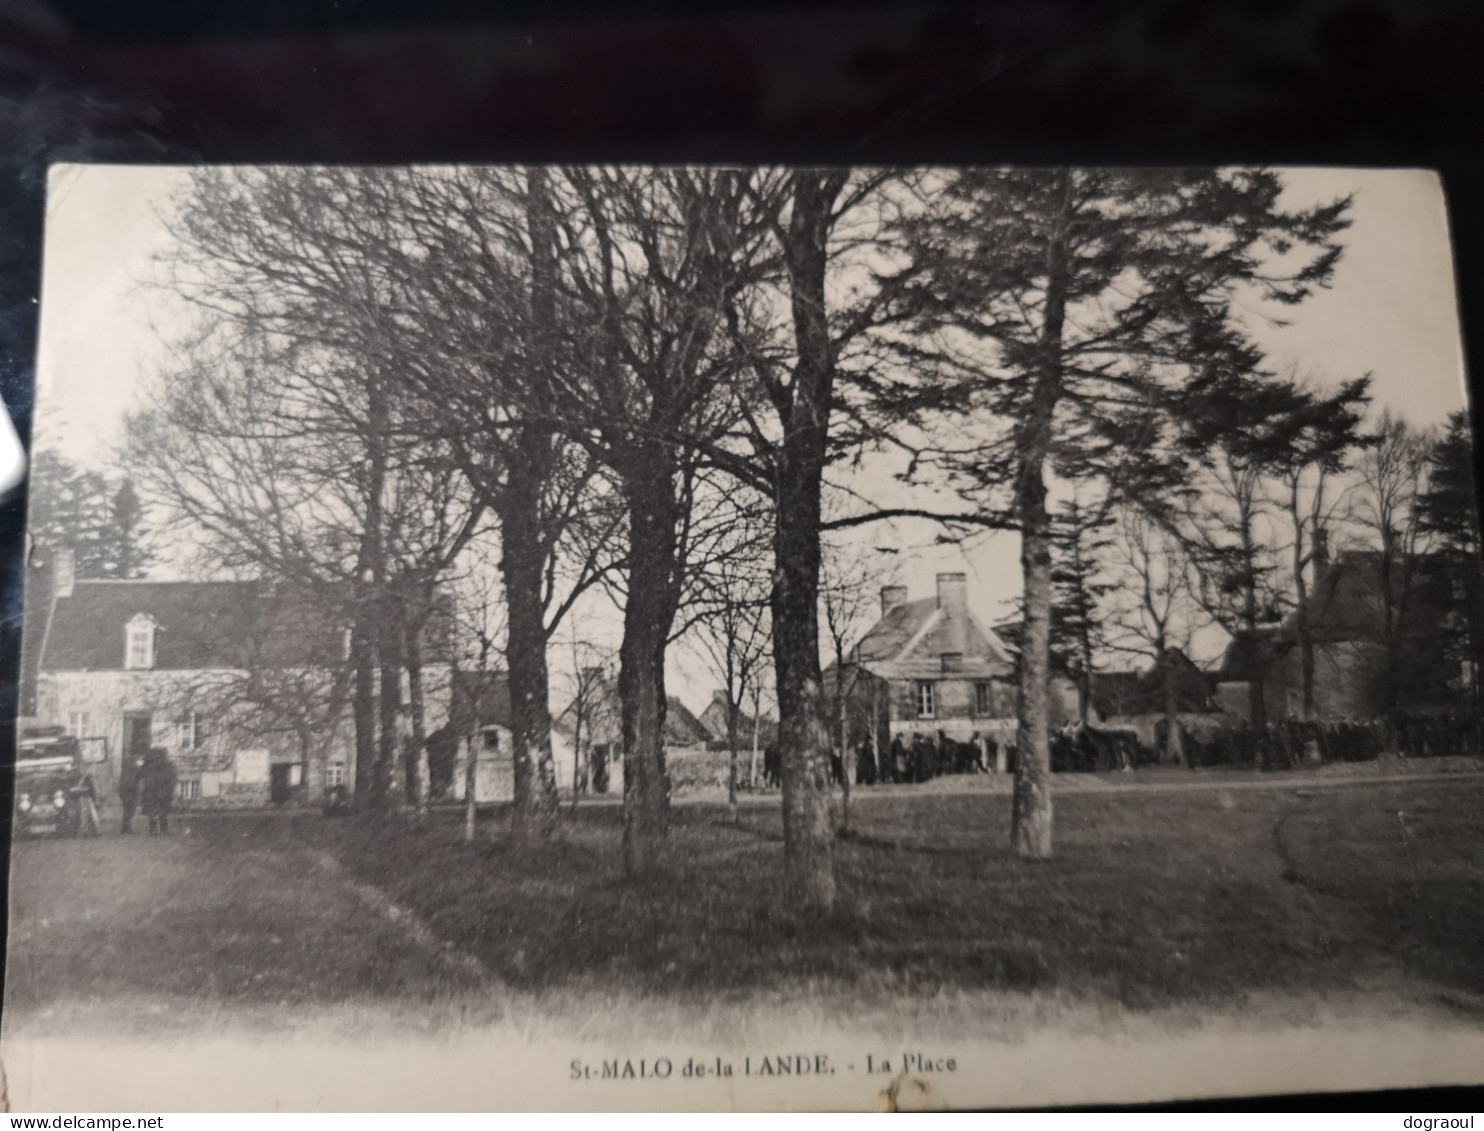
[375,611,403,810]
[500,454,561,845]
[727,701,740,815]
[868,680,882,784]
[1009,172,1070,862]
[837,666,853,833]
[1076,628,1093,725]
[358,365,391,808]
[297,727,313,806]
[1013,484,1056,858]
[750,686,762,788]
[463,669,480,843]
[770,171,846,912]
[618,447,681,878]
[772,501,837,910]
[493,165,565,845]
[405,622,430,821]
[572,699,584,813]
[1238,506,1268,742]
[1290,491,1316,720]
[351,625,377,804]
[1159,649,1187,768]
[1467,555,1484,720]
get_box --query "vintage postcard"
[5,164,1483,1111]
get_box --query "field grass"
[3,831,486,1016]
[270,779,1484,1013]
[9,777,1482,1028]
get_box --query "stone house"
[1216,547,1461,722]
[1087,649,1225,747]
[431,668,515,802]
[551,673,716,794]
[827,572,1018,770]
[698,690,776,751]
[21,548,452,807]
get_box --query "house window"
[175,712,200,751]
[177,779,201,802]
[67,711,90,740]
[975,682,992,716]
[326,760,347,787]
[916,681,936,719]
[481,727,501,751]
[125,616,156,670]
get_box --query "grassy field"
[268,778,1484,1012]
[9,776,1483,1028]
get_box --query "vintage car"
[15,729,93,839]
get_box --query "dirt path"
[4,825,492,1027]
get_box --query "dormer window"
[125,615,157,670]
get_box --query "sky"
[32,165,1472,713]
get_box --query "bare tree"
[151,583,356,795]
[128,332,483,817]
[1265,375,1373,718]
[694,169,925,911]
[1105,509,1201,766]
[561,629,615,811]
[1352,410,1437,715]
[819,534,897,831]
[149,166,620,839]
[533,167,782,876]
[688,541,772,817]
[449,552,507,842]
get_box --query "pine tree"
[99,477,153,579]
[1048,497,1116,724]
[27,449,117,576]
[892,168,1350,857]
[1417,410,1484,710]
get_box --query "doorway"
[269,763,295,805]
[123,712,152,756]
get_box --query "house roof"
[699,694,777,749]
[450,669,513,731]
[552,675,714,747]
[665,696,713,746]
[699,692,773,733]
[1216,549,1454,683]
[851,596,1013,681]
[1091,649,1218,716]
[1216,627,1291,683]
[39,581,346,672]
[1303,550,1451,643]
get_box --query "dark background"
[1,0,1481,1112]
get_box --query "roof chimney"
[880,585,908,616]
[936,572,967,616]
[54,547,75,600]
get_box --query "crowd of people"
[1182,712,1482,770]
[756,710,1480,789]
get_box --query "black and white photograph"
[4,163,1483,1111]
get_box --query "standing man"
[117,748,144,834]
[139,746,178,836]
[72,767,101,836]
